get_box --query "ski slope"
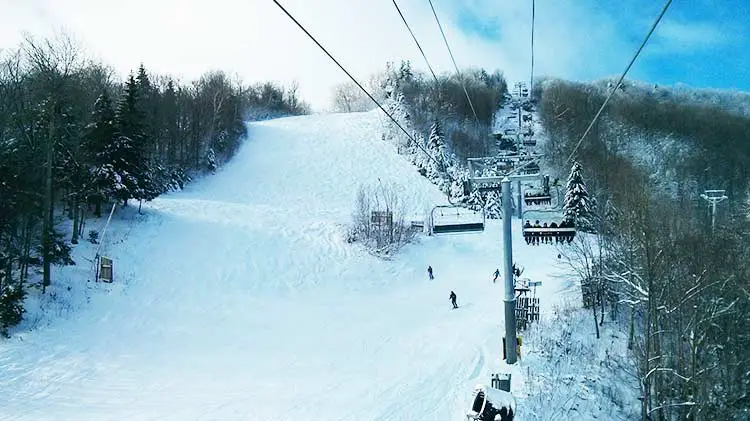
[0,110,577,420]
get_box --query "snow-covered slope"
[1,110,604,420]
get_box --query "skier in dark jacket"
[449,291,458,309]
[493,269,500,283]
[427,265,434,280]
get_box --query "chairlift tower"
[700,189,728,231]
[467,156,544,365]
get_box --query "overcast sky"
[1,0,748,111]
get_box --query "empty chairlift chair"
[523,191,552,207]
[430,205,485,235]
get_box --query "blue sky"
[0,0,748,110]
[451,0,750,92]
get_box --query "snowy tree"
[114,74,149,204]
[484,191,502,219]
[448,167,469,203]
[0,283,25,338]
[411,134,429,177]
[425,119,450,190]
[563,162,595,229]
[331,81,373,112]
[205,148,217,173]
[466,189,485,211]
[85,93,117,216]
[427,120,446,170]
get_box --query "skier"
[449,291,458,309]
[427,265,434,280]
[493,268,500,283]
[512,263,521,279]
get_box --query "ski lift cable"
[392,0,440,85]
[269,0,446,174]
[530,0,535,94]
[565,0,673,164]
[427,0,481,126]
[271,0,462,205]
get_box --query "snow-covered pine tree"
[466,189,485,211]
[425,120,447,186]
[205,148,217,173]
[412,134,429,176]
[0,282,25,338]
[135,64,159,157]
[448,167,468,203]
[563,161,595,229]
[484,190,502,219]
[114,74,149,204]
[427,120,446,169]
[85,93,118,216]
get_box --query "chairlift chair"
[430,205,485,235]
[521,218,576,244]
[523,193,552,206]
[466,384,515,421]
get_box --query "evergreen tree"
[448,167,468,202]
[425,119,448,188]
[205,148,217,173]
[135,63,161,158]
[162,79,179,162]
[466,189,484,211]
[0,283,25,338]
[427,120,446,170]
[484,190,502,219]
[563,161,594,229]
[113,74,148,204]
[85,93,117,215]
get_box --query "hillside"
[1,110,640,420]
[533,78,750,419]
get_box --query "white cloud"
[0,0,646,110]
[651,19,727,53]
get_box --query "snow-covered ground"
[0,110,638,420]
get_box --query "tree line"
[0,34,309,336]
[334,61,507,215]
[537,78,749,420]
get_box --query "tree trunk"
[20,215,32,286]
[95,196,102,218]
[592,289,600,339]
[71,199,80,244]
[628,306,635,350]
[42,112,54,293]
[78,211,85,238]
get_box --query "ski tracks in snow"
[0,111,575,420]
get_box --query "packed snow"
[0,110,638,420]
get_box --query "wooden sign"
[99,256,113,283]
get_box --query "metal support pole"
[517,180,523,219]
[700,189,727,233]
[711,201,717,231]
[502,177,518,364]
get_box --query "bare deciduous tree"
[348,182,416,256]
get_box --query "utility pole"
[700,189,728,232]
[502,177,518,364]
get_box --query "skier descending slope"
[427,265,434,280]
[450,291,458,309]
